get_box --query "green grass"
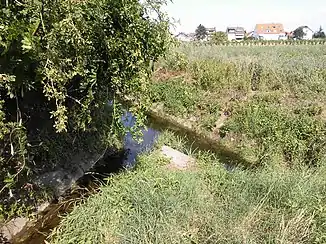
[51,44,326,243]
[51,131,326,243]
[150,44,326,167]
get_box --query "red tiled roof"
[255,23,284,34]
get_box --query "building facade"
[253,23,286,40]
[300,26,314,40]
[175,32,195,42]
[226,27,245,41]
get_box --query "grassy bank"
[51,131,326,243]
[150,44,326,167]
[50,44,326,243]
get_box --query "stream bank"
[2,109,245,243]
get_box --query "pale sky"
[165,0,326,34]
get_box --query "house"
[205,27,216,40]
[206,27,216,34]
[293,26,314,40]
[226,27,245,41]
[175,32,195,42]
[253,23,286,40]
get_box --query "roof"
[206,27,216,32]
[175,32,195,37]
[296,26,313,32]
[255,23,284,34]
[226,27,245,33]
[175,32,196,40]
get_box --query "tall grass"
[51,131,326,243]
[151,44,326,167]
[50,44,326,243]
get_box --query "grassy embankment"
[51,131,326,243]
[51,44,326,243]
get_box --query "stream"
[8,110,244,244]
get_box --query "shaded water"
[122,111,160,168]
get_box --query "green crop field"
[150,43,326,168]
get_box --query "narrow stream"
[10,110,245,243]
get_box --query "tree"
[210,31,227,44]
[195,24,207,40]
[0,0,170,218]
[293,27,304,40]
[313,26,326,38]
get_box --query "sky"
[165,0,326,34]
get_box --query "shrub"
[0,0,170,218]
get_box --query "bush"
[0,0,170,218]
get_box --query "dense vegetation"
[151,44,326,168]
[51,131,326,243]
[50,43,326,243]
[0,0,170,219]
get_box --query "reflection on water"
[122,111,160,168]
[79,111,160,185]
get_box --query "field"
[51,44,326,243]
[150,44,326,167]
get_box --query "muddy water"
[10,110,246,243]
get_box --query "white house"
[296,26,314,40]
[205,27,216,40]
[175,32,195,42]
[226,27,245,41]
[253,23,286,40]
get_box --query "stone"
[0,217,28,241]
[34,149,107,196]
[161,146,195,170]
[37,202,50,213]
[215,113,228,129]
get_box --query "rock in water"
[161,146,195,170]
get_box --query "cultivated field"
[150,44,326,167]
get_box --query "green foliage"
[150,44,326,168]
[0,0,170,218]
[149,78,199,115]
[210,31,227,44]
[224,102,326,166]
[189,59,249,91]
[313,26,326,39]
[195,24,207,40]
[293,27,305,40]
[159,49,189,71]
